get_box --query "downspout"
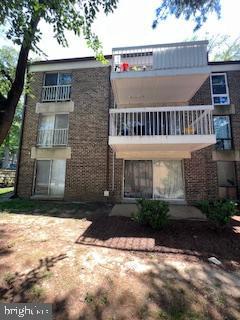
[106,66,112,197]
[13,69,28,197]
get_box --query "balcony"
[109,105,216,159]
[111,41,210,106]
[37,129,68,147]
[41,85,71,102]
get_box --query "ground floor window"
[124,160,184,200]
[34,160,66,197]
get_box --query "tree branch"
[0,66,13,84]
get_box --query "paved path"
[110,203,206,220]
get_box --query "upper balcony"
[111,41,210,106]
[41,85,71,102]
[109,105,216,159]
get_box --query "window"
[217,162,236,187]
[37,114,69,147]
[34,160,66,197]
[42,72,72,102]
[211,73,230,105]
[213,116,232,150]
[44,72,72,86]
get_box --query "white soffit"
[112,73,209,106]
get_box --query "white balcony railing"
[41,85,71,102]
[109,106,214,137]
[112,41,208,73]
[37,128,68,147]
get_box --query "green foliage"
[153,0,221,31]
[186,33,240,61]
[134,198,170,230]
[0,46,23,157]
[0,0,119,61]
[196,199,238,227]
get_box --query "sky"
[1,0,240,60]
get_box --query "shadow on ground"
[76,215,240,266]
[1,254,239,320]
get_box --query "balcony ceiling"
[111,67,210,106]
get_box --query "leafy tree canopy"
[153,0,221,31]
[0,0,119,146]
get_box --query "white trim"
[110,105,213,113]
[29,60,111,73]
[210,73,230,106]
[111,66,210,80]
[210,64,240,72]
[113,40,208,52]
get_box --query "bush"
[134,198,170,230]
[195,199,238,227]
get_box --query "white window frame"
[210,73,230,106]
[33,159,66,197]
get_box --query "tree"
[0,46,23,168]
[186,33,240,61]
[0,0,119,146]
[153,0,221,31]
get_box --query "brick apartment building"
[15,41,240,204]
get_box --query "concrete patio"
[110,203,206,220]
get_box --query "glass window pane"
[58,73,72,85]
[44,73,58,86]
[124,160,153,198]
[212,75,227,94]
[153,160,184,200]
[54,114,69,129]
[217,162,236,187]
[213,116,231,139]
[49,160,66,196]
[35,160,51,195]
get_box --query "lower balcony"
[37,128,68,147]
[109,105,216,159]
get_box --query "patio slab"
[110,203,206,220]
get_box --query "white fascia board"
[109,135,216,146]
[29,59,111,73]
[210,64,240,72]
[111,66,210,80]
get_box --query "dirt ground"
[0,205,240,320]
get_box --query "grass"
[0,187,13,196]
[0,198,82,213]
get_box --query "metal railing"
[109,105,214,137]
[112,41,208,73]
[41,85,71,102]
[37,128,68,147]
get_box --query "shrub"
[134,198,170,230]
[195,199,238,227]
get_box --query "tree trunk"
[0,15,40,146]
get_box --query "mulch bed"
[76,215,240,265]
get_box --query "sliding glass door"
[153,160,184,200]
[124,160,153,198]
[124,160,184,200]
[34,160,66,197]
